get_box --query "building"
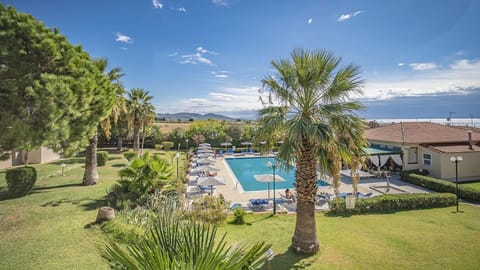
[0,147,61,170]
[365,122,480,181]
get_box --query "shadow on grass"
[108,157,122,161]
[266,246,316,270]
[246,214,275,225]
[33,183,83,191]
[79,198,108,211]
[0,189,12,201]
[51,158,85,165]
[111,164,127,168]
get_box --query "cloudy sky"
[3,0,480,119]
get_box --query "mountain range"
[156,112,237,121]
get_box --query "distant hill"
[156,112,237,121]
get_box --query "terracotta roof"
[424,144,480,153]
[365,122,480,144]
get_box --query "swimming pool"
[225,157,330,192]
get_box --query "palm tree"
[83,58,122,185]
[104,199,271,269]
[256,49,366,253]
[126,88,154,152]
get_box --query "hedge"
[328,193,456,215]
[97,151,109,166]
[401,173,480,203]
[6,166,37,197]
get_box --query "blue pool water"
[225,157,330,192]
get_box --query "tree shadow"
[265,246,316,269]
[33,183,83,191]
[108,157,122,161]
[50,158,85,165]
[79,197,108,211]
[111,164,126,168]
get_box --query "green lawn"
[218,207,480,270]
[1,151,479,269]
[461,181,480,191]
[0,150,188,270]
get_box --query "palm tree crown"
[256,49,366,253]
[127,88,154,151]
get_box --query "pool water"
[225,157,330,192]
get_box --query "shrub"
[154,144,163,151]
[187,196,228,225]
[161,141,175,150]
[101,219,144,244]
[401,173,480,202]
[6,166,37,197]
[328,193,456,215]
[97,151,109,166]
[123,150,137,162]
[232,206,246,224]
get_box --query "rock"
[96,206,115,223]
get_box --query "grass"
[1,151,479,269]
[460,181,480,191]
[218,207,480,270]
[0,149,187,270]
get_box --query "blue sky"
[3,0,480,119]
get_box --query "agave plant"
[104,199,271,270]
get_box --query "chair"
[197,185,216,193]
[248,199,270,211]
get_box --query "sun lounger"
[197,185,216,193]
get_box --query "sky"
[2,0,480,119]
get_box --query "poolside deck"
[185,154,431,213]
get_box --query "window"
[407,147,418,164]
[423,153,432,166]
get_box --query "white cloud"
[212,0,228,6]
[168,52,178,57]
[398,63,405,67]
[307,18,312,24]
[179,47,217,66]
[409,62,438,71]
[211,70,230,79]
[152,0,163,9]
[362,58,480,100]
[115,32,133,43]
[337,10,364,22]
[177,7,187,12]
[157,86,262,114]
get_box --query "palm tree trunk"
[133,115,141,151]
[83,134,99,185]
[292,138,320,254]
[117,136,123,151]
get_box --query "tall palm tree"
[255,49,366,254]
[83,58,122,185]
[127,88,154,152]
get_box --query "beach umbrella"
[196,164,220,171]
[191,165,220,175]
[197,153,214,158]
[197,149,213,153]
[220,142,232,150]
[241,142,253,146]
[199,143,211,147]
[196,158,215,164]
[254,174,286,202]
[198,176,226,194]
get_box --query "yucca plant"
[104,199,271,269]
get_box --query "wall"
[439,152,480,180]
